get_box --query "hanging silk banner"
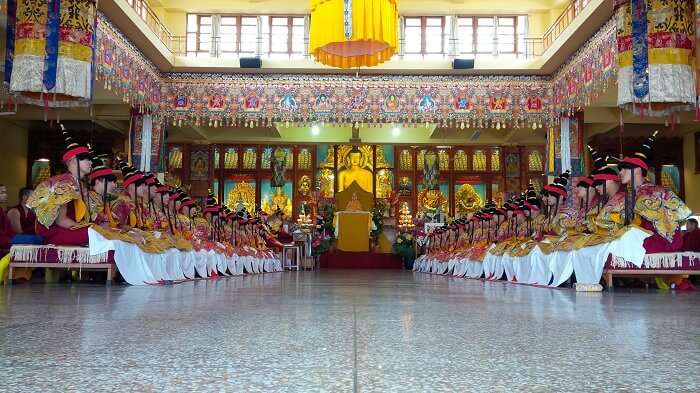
[8,0,97,107]
[560,116,572,174]
[545,114,584,177]
[616,0,696,116]
[130,110,164,172]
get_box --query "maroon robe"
[8,204,37,236]
[0,207,12,249]
[36,201,88,246]
[682,230,700,252]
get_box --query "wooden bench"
[603,252,700,288]
[8,245,116,285]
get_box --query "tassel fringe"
[610,252,700,269]
[10,245,110,264]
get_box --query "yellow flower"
[406,234,413,240]
[397,238,403,243]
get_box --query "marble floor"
[1,271,699,392]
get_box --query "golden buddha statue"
[338,148,373,193]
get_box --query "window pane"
[477,17,493,26]
[425,26,442,53]
[199,16,212,25]
[477,19,494,53]
[404,26,422,53]
[187,14,197,32]
[186,33,197,51]
[241,24,257,53]
[426,17,442,27]
[497,17,514,26]
[271,26,289,52]
[293,17,305,26]
[405,17,421,27]
[292,26,305,52]
[199,24,212,34]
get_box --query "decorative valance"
[161,73,552,129]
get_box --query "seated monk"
[7,187,39,242]
[682,218,700,252]
[619,131,691,253]
[27,130,93,246]
[87,155,119,228]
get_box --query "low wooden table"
[603,252,700,288]
[8,245,116,285]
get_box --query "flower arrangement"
[392,232,415,267]
[312,201,336,256]
[370,199,388,241]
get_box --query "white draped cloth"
[88,228,282,285]
[413,227,654,288]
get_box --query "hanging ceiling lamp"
[309,0,398,68]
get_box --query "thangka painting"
[505,152,520,178]
[190,147,210,181]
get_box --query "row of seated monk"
[0,186,38,250]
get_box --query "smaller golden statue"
[298,175,311,196]
[455,183,483,217]
[346,193,363,211]
[262,186,292,216]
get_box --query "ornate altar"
[334,182,374,252]
[165,141,545,222]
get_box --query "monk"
[28,131,93,246]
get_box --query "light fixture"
[392,127,401,137]
[311,124,320,135]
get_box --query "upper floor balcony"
[100,0,612,74]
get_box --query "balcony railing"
[542,0,591,50]
[124,0,174,50]
[120,0,591,61]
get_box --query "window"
[127,0,148,20]
[457,15,526,56]
[268,16,306,57]
[187,14,306,58]
[403,16,445,57]
[187,14,213,56]
[219,16,238,56]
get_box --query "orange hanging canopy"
[309,0,398,68]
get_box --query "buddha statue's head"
[349,149,362,167]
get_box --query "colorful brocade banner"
[95,13,162,112]
[5,0,97,107]
[551,18,617,115]
[1,11,620,127]
[161,73,552,129]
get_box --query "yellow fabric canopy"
[309,0,398,68]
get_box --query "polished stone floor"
[1,271,700,392]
